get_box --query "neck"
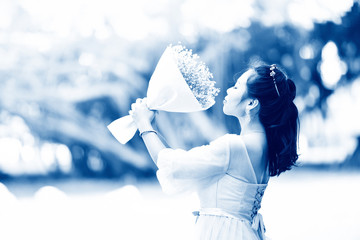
[238,115,265,136]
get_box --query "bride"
[130,63,299,240]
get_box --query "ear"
[247,98,259,111]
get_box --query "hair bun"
[287,79,296,101]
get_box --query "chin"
[223,105,229,115]
[223,106,233,116]
[223,106,242,118]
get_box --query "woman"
[130,63,299,240]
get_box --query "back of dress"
[156,134,269,239]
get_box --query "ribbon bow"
[251,213,266,240]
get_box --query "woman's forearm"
[141,132,166,165]
[138,121,167,165]
[130,99,169,165]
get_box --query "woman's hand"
[130,98,156,132]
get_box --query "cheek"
[232,94,243,106]
[233,100,248,115]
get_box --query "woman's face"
[223,69,254,117]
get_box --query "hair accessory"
[270,64,280,97]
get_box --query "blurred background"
[0,0,359,239]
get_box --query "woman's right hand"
[130,98,156,131]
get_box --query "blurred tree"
[308,3,360,167]
[1,0,360,180]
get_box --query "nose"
[226,87,233,94]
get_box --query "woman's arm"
[138,121,166,165]
[130,98,167,165]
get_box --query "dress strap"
[259,156,269,184]
[238,138,259,184]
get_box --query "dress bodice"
[197,173,267,222]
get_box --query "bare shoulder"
[241,133,267,154]
[241,133,267,175]
[225,133,265,152]
[225,134,267,182]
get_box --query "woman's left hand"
[130,98,156,131]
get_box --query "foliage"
[1,1,359,179]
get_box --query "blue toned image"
[0,1,359,239]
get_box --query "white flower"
[170,44,220,109]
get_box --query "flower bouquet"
[107,44,220,144]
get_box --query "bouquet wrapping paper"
[108,46,218,144]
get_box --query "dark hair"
[246,64,299,176]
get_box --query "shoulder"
[221,134,246,150]
[208,134,243,152]
[224,133,266,163]
[211,134,265,152]
[215,134,250,163]
[240,133,267,154]
[203,134,233,150]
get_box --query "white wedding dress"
[156,134,269,240]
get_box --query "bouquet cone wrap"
[146,47,203,112]
[108,46,214,144]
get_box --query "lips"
[223,96,228,104]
